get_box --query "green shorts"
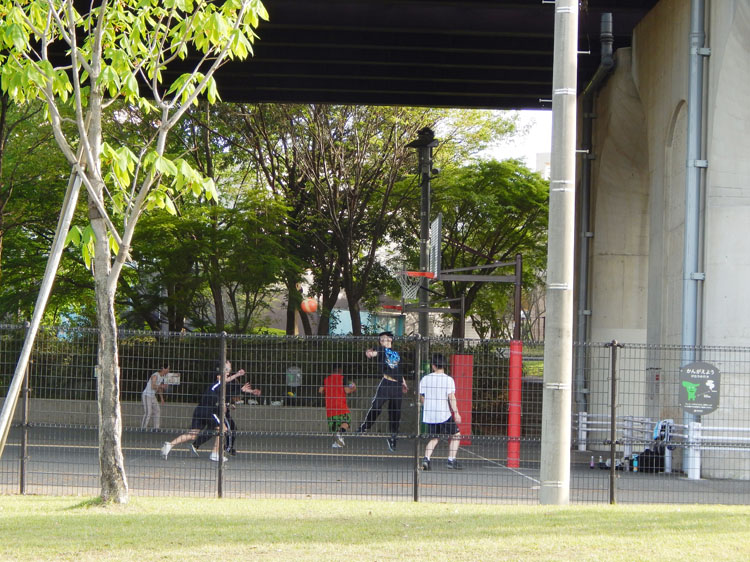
[327,413,351,432]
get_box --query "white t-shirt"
[142,371,165,397]
[419,371,456,424]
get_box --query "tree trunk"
[299,310,312,335]
[347,296,362,335]
[316,266,342,336]
[317,291,339,336]
[91,211,128,503]
[208,272,225,332]
[284,275,303,335]
[450,312,463,339]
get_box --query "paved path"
[2,425,750,504]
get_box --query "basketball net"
[396,271,433,301]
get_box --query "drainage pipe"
[574,13,615,422]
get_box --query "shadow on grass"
[65,497,106,510]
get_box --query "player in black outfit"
[193,379,242,455]
[161,361,259,461]
[358,331,408,452]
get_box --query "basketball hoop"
[396,271,434,300]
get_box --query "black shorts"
[423,417,459,437]
[190,405,220,431]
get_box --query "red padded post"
[450,354,474,445]
[507,340,523,468]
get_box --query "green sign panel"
[679,361,720,415]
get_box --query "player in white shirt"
[141,363,170,429]
[419,353,463,470]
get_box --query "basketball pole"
[407,127,438,339]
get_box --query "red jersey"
[323,373,350,417]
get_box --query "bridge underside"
[209,0,657,109]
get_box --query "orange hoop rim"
[401,270,435,279]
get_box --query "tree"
[0,0,268,503]
[168,103,289,333]
[291,105,434,335]
[429,159,549,338]
[208,104,520,335]
[0,95,93,323]
[220,104,434,335]
[207,103,327,335]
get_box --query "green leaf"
[153,155,178,176]
[98,66,122,98]
[205,76,220,104]
[204,177,218,201]
[81,225,95,246]
[4,23,28,51]
[164,195,177,215]
[165,73,191,96]
[109,234,120,257]
[82,243,92,270]
[26,65,48,90]
[123,72,139,99]
[64,226,83,248]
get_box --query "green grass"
[1,496,749,561]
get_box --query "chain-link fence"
[2,324,749,504]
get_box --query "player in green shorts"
[319,365,357,448]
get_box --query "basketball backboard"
[429,213,442,279]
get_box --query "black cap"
[378,331,394,338]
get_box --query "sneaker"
[209,452,228,462]
[227,448,237,456]
[190,444,199,457]
[446,459,463,470]
[335,433,345,447]
[160,441,172,459]
[421,457,431,471]
[332,442,343,448]
[386,438,396,452]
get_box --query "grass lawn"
[1,496,749,561]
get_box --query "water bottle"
[589,455,595,469]
[632,454,639,473]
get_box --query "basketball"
[301,298,318,313]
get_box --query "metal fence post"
[19,322,31,495]
[605,340,623,504]
[217,333,228,498]
[413,339,423,502]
